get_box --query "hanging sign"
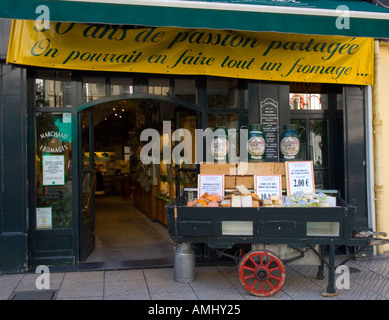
[36,207,52,229]
[285,161,315,196]
[42,155,65,185]
[260,98,279,162]
[254,175,282,200]
[198,174,225,198]
[7,20,374,85]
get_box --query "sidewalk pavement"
[1,256,389,301]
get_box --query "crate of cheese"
[187,184,285,208]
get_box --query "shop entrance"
[77,95,199,267]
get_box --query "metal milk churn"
[211,127,229,162]
[279,124,303,161]
[174,242,195,283]
[247,124,266,162]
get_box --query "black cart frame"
[166,196,388,297]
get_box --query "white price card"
[254,175,282,200]
[285,161,315,196]
[198,174,225,198]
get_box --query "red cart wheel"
[238,250,286,297]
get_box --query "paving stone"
[0,274,23,300]
[150,290,198,300]
[62,271,104,283]
[104,279,149,297]
[104,269,144,282]
[57,280,104,299]
[193,288,245,300]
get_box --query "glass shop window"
[110,77,134,95]
[290,118,330,189]
[207,77,239,109]
[35,112,72,229]
[148,78,170,96]
[82,77,106,103]
[289,93,329,110]
[336,93,343,110]
[174,78,196,104]
[208,113,240,159]
[208,113,239,130]
[35,71,72,108]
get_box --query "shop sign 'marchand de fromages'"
[7,20,374,85]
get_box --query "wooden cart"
[166,163,389,297]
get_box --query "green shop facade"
[1,0,389,274]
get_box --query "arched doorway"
[77,94,200,268]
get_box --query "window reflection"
[148,78,170,96]
[82,77,106,103]
[110,77,134,95]
[175,78,196,104]
[207,77,238,109]
[35,72,72,108]
[290,93,324,110]
[290,118,329,189]
[309,119,328,167]
[208,113,239,130]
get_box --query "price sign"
[285,161,315,195]
[198,174,225,198]
[254,175,282,200]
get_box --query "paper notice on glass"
[36,207,52,229]
[42,155,65,185]
[198,174,225,198]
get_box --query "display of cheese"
[262,196,284,207]
[186,178,336,209]
[284,191,334,207]
[186,185,264,208]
